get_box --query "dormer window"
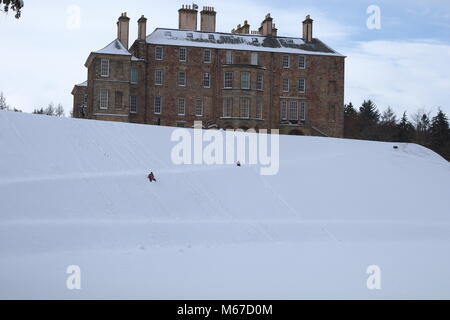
[187,32,194,39]
[208,34,215,41]
[252,38,259,44]
[100,59,110,77]
[164,31,172,37]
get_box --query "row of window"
[155,46,307,69]
[100,59,140,84]
[99,90,138,113]
[283,78,307,93]
[154,70,307,93]
[280,100,307,122]
[154,96,205,117]
[153,96,264,120]
[98,90,306,122]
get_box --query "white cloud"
[344,39,450,116]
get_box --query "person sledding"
[148,172,157,182]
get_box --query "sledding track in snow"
[1,110,450,299]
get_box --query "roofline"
[146,28,345,58]
[150,27,310,41]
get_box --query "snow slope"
[0,110,449,299]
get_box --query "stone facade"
[72,6,345,137]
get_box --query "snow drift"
[0,110,449,299]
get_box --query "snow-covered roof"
[146,28,344,57]
[85,39,146,67]
[93,39,131,56]
[75,80,88,87]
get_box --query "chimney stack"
[232,20,250,34]
[303,15,313,42]
[200,6,217,32]
[260,13,273,36]
[117,12,130,49]
[138,15,147,41]
[178,4,198,31]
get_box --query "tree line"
[344,100,450,160]
[0,91,65,117]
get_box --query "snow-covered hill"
[0,110,449,299]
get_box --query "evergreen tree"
[381,107,396,125]
[344,102,360,139]
[395,112,415,143]
[359,100,380,126]
[412,109,431,147]
[430,109,450,157]
[379,107,398,141]
[359,100,381,140]
[0,92,9,110]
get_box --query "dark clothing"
[148,173,156,182]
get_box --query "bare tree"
[1,0,24,18]
[55,103,65,117]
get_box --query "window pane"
[256,101,263,119]
[154,96,162,114]
[241,72,250,89]
[283,78,290,92]
[240,98,250,118]
[155,47,164,60]
[179,48,187,61]
[100,59,109,77]
[223,98,233,117]
[224,72,233,88]
[177,99,185,115]
[299,56,306,69]
[155,70,163,85]
[281,100,287,120]
[129,95,137,113]
[299,78,306,93]
[195,99,203,116]
[283,55,290,68]
[226,51,234,64]
[251,52,258,65]
[257,73,264,90]
[203,72,211,88]
[131,69,139,84]
[99,90,108,109]
[300,101,306,120]
[204,49,211,63]
[178,72,186,87]
[289,101,298,120]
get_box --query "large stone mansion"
[72,5,345,137]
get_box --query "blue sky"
[1,0,449,117]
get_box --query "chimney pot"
[138,15,147,41]
[117,12,130,49]
[200,5,217,32]
[179,4,198,30]
[303,14,314,42]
